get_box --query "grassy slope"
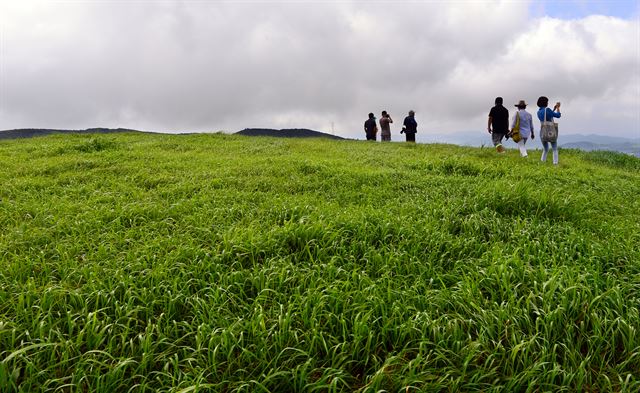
[0,133,639,392]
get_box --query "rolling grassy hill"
[0,132,639,392]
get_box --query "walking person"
[511,100,535,157]
[537,96,561,165]
[487,97,509,153]
[379,111,393,142]
[402,110,417,142]
[364,113,378,141]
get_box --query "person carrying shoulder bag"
[536,96,561,165]
[510,100,535,158]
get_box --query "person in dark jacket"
[364,113,377,141]
[487,97,509,153]
[402,110,417,142]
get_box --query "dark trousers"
[405,132,416,142]
[491,132,506,146]
[366,132,376,141]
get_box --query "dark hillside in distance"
[560,141,640,158]
[0,128,152,140]
[422,131,640,157]
[236,128,345,140]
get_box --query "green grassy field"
[1,132,639,392]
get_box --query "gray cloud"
[1,1,638,139]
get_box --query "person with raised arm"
[537,96,561,165]
[379,111,393,142]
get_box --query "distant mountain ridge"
[559,133,640,145]
[235,128,345,140]
[2,128,637,157]
[0,128,150,140]
[559,134,640,157]
[0,127,345,141]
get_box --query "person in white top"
[511,100,535,157]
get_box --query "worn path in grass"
[1,133,639,392]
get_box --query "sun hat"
[515,100,527,108]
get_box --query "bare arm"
[529,116,534,139]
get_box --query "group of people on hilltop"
[488,96,562,165]
[364,97,562,165]
[364,110,418,143]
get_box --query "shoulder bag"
[511,112,522,143]
[540,108,558,143]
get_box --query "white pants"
[517,138,528,157]
[541,141,558,165]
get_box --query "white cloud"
[0,0,638,138]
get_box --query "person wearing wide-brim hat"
[511,100,535,157]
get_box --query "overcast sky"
[1,0,639,140]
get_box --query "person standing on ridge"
[537,96,562,165]
[379,111,393,142]
[488,97,509,153]
[511,100,535,157]
[402,110,417,142]
[364,113,378,141]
